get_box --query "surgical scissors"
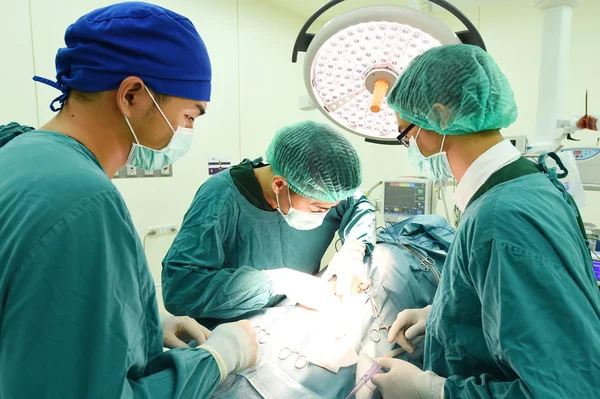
[366,290,390,343]
[278,329,313,369]
[253,325,271,345]
[253,305,295,344]
[380,224,436,271]
[395,241,435,271]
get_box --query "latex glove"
[162,315,211,349]
[576,114,598,131]
[199,320,259,382]
[264,268,341,312]
[372,358,445,399]
[328,240,371,300]
[387,306,431,354]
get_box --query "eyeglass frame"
[396,123,415,148]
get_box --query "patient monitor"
[382,178,434,224]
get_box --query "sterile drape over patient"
[208,215,454,399]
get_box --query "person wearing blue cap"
[0,2,259,398]
[162,120,376,326]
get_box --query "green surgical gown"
[424,158,600,398]
[0,126,221,398]
[162,166,376,321]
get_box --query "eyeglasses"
[396,123,415,148]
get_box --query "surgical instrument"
[278,329,314,369]
[253,305,295,344]
[366,289,391,343]
[381,223,436,271]
[344,363,382,399]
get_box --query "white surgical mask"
[276,188,328,230]
[124,86,194,171]
[407,128,454,181]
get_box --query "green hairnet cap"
[388,44,518,135]
[265,120,362,202]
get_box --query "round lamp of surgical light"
[302,5,461,142]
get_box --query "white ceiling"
[259,0,517,20]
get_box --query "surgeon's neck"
[254,165,278,210]
[446,130,504,182]
[40,98,130,177]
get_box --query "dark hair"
[69,88,169,105]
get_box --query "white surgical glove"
[387,306,431,354]
[372,357,446,399]
[161,315,211,348]
[199,320,259,383]
[327,240,370,301]
[264,268,341,312]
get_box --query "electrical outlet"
[148,226,163,236]
[147,224,179,237]
[144,169,154,176]
[163,224,179,235]
[126,165,137,176]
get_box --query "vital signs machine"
[382,178,434,224]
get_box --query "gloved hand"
[327,240,370,301]
[387,305,431,354]
[199,320,259,382]
[576,114,598,131]
[264,268,341,312]
[161,315,211,349]
[372,358,445,399]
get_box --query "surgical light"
[292,0,486,144]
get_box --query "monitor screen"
[384,181,427,217]
[593,260,600,281]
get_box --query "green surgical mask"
[407,128,453,181]
[124,86,194,171]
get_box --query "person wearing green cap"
[371,44,600,398]
[162,120,376,324]
[0,3,259,398]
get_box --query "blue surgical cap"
[34,2,212,111]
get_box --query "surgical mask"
[276,189,328,230]
[407,128,454,180]
[124,86,194,171]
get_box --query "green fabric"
[469,156,588,244]
[424,170,600,398]
[265,120,362,202]
[388,44,518,135]
[161,169,376,321]
[0,121,34,147]
[466,157,540,208]
[229,158,274,212]
[0,127,221,398]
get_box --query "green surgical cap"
[388,44,518,135]
[265,121,362,202]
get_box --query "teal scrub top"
[0,125,221,398]
[229,159,273,211]
[162,161,376,321]
[425,157,600,398]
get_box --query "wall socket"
[147,224,179,236]
[113,165,173,179]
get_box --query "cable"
[365,181,383,198]
[334,238,342,252]
[143,230,157,251]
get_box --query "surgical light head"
[293,1,486,144]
